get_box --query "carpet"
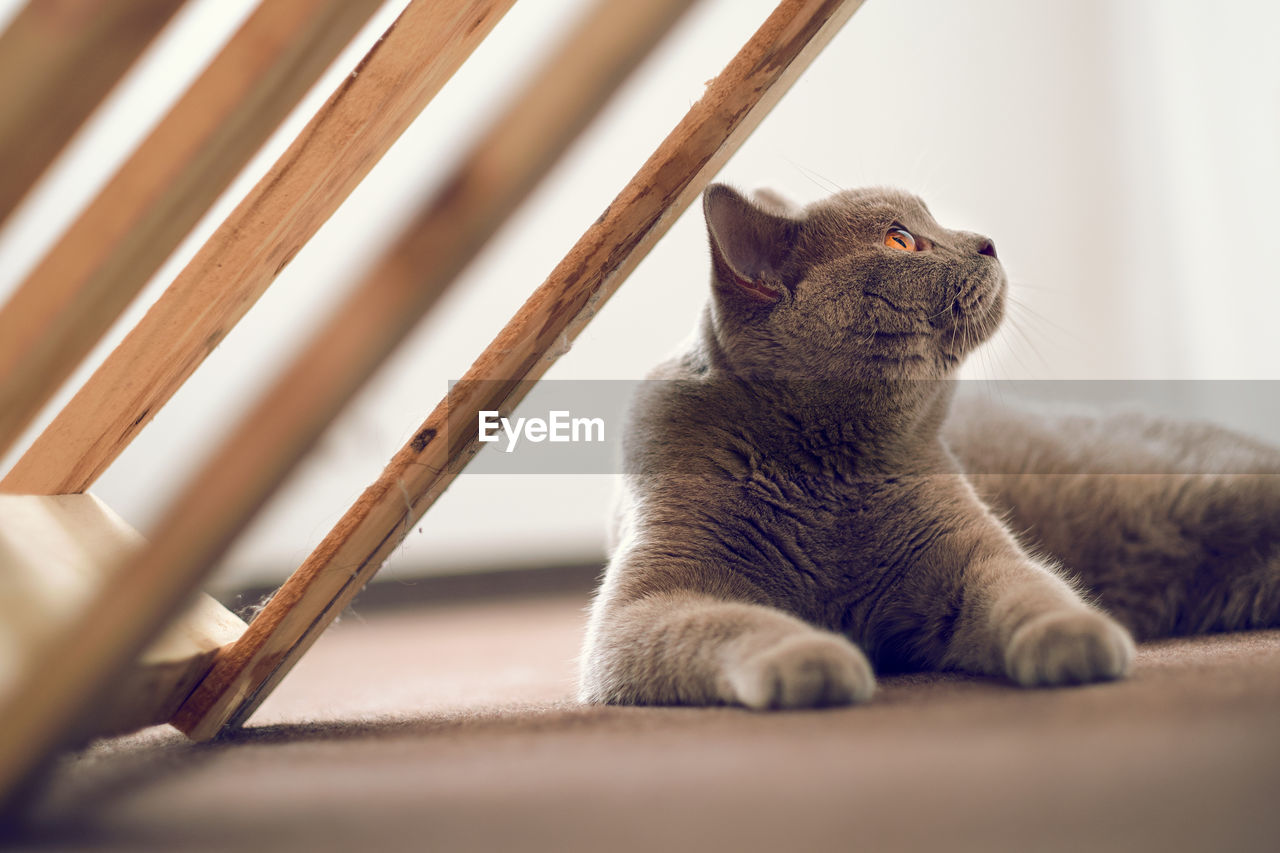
[7,588,1279,852]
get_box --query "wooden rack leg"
[0,494,247,741]
[174,0,865,741]
[2,0,517,496]
[0,0,696,811]
[0,0,188,226]
[0,0,385,461]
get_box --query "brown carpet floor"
[7,590,1280,852]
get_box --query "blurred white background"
[1,0,1277,592]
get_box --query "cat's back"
[945,395,1280,477]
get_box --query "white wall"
[1,0,1276,591]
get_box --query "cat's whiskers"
[925,299,957,325]
[993,322,1044,378]
[998,311,1054,376]
[971,321,1012,396]
[997,291,1084,379]
[978,328,1010,387]
[1006,291,1083,346]
[943,281,966,358]
[785,159,845,195]
[898,145,940,202]
[984,288,1050,378]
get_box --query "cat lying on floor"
[579,184,1279,709]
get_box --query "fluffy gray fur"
[579,184,1279,709]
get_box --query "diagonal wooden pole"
[2,0,518,496]
[0,0,697,812]
[174,0,865,741]
[0,0,188,226]
[0,0,386,462]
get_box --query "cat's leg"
[887,510,1136,686]
[964,471,1280,640]
[862,473,1134,686]
[947,399,1280,640]
[944,552,1136,685]
[580,591,875,709]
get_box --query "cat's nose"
[976,238,997,259]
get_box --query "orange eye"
[884,227,917,252]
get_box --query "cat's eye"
[884,227,917,252]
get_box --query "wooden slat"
[95,590,245,739]
[2,0,517,496]
[0,0,188,226]
[0,0,386,462]
[0,0,696,810]
[174,0,865,741]
[0,494,245,740]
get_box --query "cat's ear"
[704,183,797,304]
[750,188,799,217]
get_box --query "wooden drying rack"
[0,0,862,808]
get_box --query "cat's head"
[701,184,1005,382]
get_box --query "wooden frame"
[3,0,517,495]
[175,0,864,739]
[0,0,188,226]
[0,0,864,812]
[0,0,698,809]
[0,0,385,459]
[0,494,245,740]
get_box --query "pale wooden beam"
[0,0,188,226]
[0,0,696,810]
[0,0,386,462]
[174,0,865,742]
[0,494,245,740]
[2,0,517,496]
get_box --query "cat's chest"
[733,470,935,561]
[690,472,952,629]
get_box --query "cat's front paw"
[727,633,875,710]
[1005,609,1135,687]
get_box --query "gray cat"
[579,184,1279,709]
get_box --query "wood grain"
[2,0,517,496]
[0,0,384,462]
[173,0,865,741]
[0,0,695,810]
[0,0,188,226]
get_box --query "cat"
[578,183,1280,709]
[948,397,1280,641]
